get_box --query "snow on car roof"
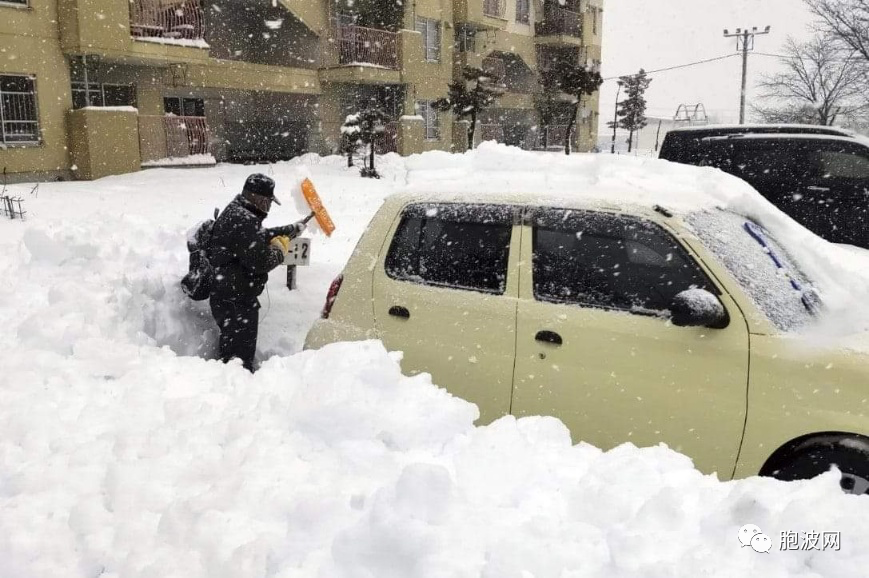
[667,123,855,136]
[700,133,866,145]
[396,142,757,217]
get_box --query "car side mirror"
[670,289,729,329]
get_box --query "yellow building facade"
[0,0,603,182]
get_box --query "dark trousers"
[210,297,260,372]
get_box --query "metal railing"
[129,0,205,41]
[139,115,209,161]
[0,90,39,144]
[335,25,400,70]
[483,0,507,19]
[535,6,583,38]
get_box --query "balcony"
[139,115,212,165]
[336,25,400,70]
[535,6,583,42]
[129,0,205,42]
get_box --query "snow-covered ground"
[1,145,868,577]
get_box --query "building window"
[164,96,205,117]
[454,24,477,53]
[1,0,29,6]
[71,83,137,109]
[516,0,530,24]
[0,75,39,145]
[593,8,599,35]
[415,100,440,141]
[415,17,441,62]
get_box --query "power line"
[602,54,739,81]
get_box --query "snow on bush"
[1,145,868,576]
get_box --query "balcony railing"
[139,115,209,162]
[130,0,205,41]
[535,6,583,38]
[335,25,400,70]
[483,0,507,19]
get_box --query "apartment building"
[0,0,603,182]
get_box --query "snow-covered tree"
[539,60,603,154]
[345,108,391,179]
[340,114,363,167]
[609,69,650,154]
[434,66,505,150]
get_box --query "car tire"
[770,442,869,495]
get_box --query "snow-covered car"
[659,125,869,249]
[305,191,869,494]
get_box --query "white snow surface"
[1,144,869,577]
[141,153,217,167]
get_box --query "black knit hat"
[242,173,281,205]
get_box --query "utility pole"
[610,82,621,154]
[724,26,771,124]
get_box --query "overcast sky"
[598,0,816,131]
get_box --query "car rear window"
[385,203,514,294]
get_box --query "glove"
[270,235,291,257]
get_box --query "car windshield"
[686,209,819,331]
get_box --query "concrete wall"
[0,0,73,181]
[68,108,140,179]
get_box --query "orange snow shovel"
[301,178,336,237]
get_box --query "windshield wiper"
[743,221,822,315]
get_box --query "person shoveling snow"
[185,173,310,372]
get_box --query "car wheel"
[771,445,869,495]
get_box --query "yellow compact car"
[305,192,869,494]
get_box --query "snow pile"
[1,338,868,577]
[1,145,869,576]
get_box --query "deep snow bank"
[1,339,868,577]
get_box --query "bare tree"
[754,35,868,125]
[805,0,869,61]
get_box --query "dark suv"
[659,125,869,248]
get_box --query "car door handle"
[389,306,410,319]
[806,186,830,192]
[535,330,563,346]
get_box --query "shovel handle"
[302,212,316,224]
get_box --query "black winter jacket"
[209,195,284,302]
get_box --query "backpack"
[181,208,219,301]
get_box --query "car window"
[818,150,869,179]
[686,209,816,331]
[385,203,514,295]
[707,140,811,183]
[531,209,717,315]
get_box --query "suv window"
[531,209,717,314]
[687,209,816,331]
[385,203,514,294]
[818,148,869,179]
